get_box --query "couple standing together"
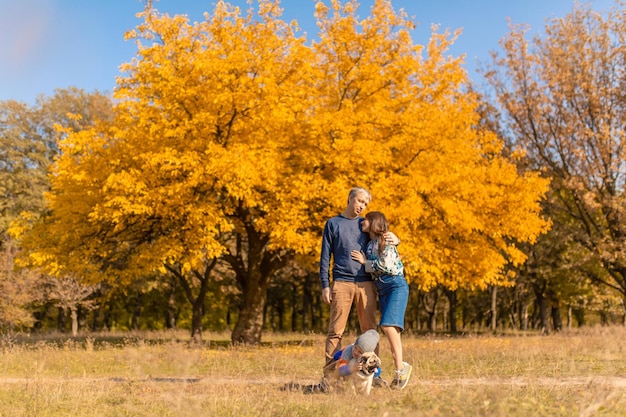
[319,187,412,390]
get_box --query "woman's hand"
[351,250,366,265]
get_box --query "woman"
[351,211,412,390]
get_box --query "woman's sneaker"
[390,362,412,390]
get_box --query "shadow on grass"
[108,377,202,383]
[4,333,317,350]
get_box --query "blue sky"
[0,0,615,104]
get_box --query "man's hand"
[322,287,332,305]
[383,231,400,246]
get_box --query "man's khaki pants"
[324,280,378,377]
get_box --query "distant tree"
[1,89,112,331]
[484,2,626,302]
[0,239,41,329]
[45,276,99,336]
[0,101,47,245]
[0,88,113,244]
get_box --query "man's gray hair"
[348,187,372,203]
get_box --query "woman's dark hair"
[365,211,389,254]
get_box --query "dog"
[349,351,381,395]
[325,351,381,395]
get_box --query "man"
[317,187,398,390]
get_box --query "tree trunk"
[226,216,288,344]
[572,307,585,327]
[423,289,438,332]
[428,310,436,331]
[551,303,562,331]
[414,288,423,332]
[443,288,458,333]
[599,309,609,326]
[70,307,78,336]
[533,286,549,334]
[166,279,178,329]
[267,300,275,331]
[190,295,205,342]
[167,259,216,342]
[291,282,298,332]
[312,280,322,332]
[57,307,66,333]
[303,273,313,332]
[91,307,100,332]
[520,302,529,330]
[131,292,141,331]
[567,305,572,329]
[491,286,498,332]
[103,305,112,331]
[276,296,285,332]
[231,268,267,344]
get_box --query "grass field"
[0,327,625,416]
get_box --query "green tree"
[0,88,113,243]
[1,89,112,330]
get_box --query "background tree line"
[2,0,625,341]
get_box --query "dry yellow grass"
[0,327,625,416]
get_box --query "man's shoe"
[303,378,330,394]
[303,383,327,394]
[390,362,412,390]
[372,375,388,388]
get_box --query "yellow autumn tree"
[13,0,549,343]
[301,0,550,292]
[15,0,316,343]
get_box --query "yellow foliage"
[14,0,549,292]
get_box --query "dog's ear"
[371,356,381,369]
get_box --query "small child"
[304,329,381,394]
[332,329,380,378]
